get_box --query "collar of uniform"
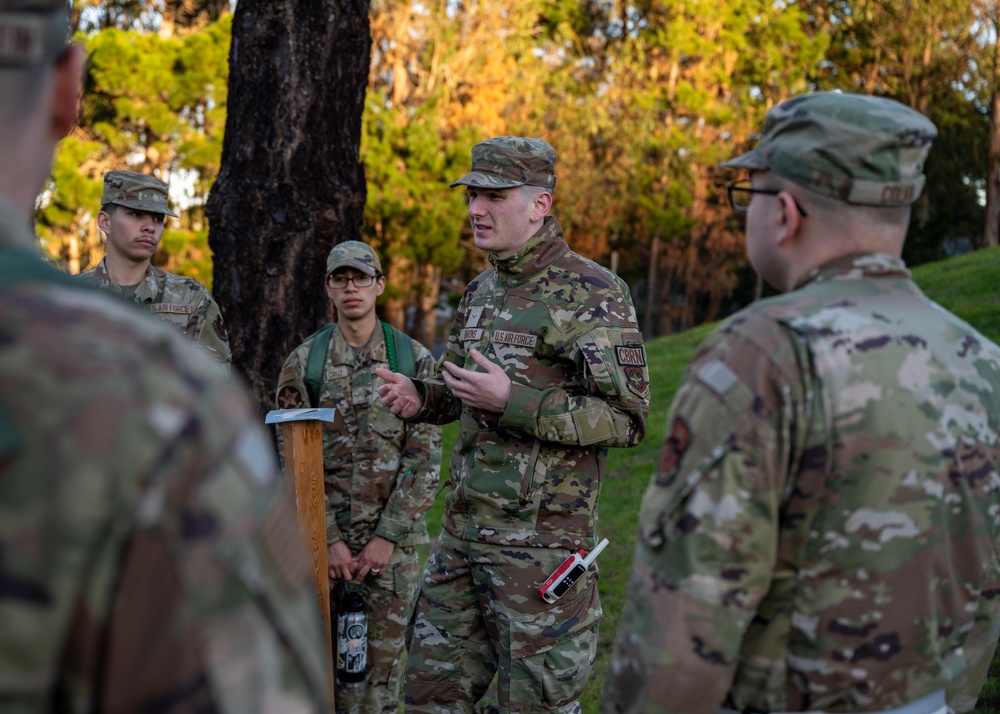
[328,320,386,365]
[0,189,40,254]
[793,252,911,290]
[489,215,569,279]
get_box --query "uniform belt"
[718,689,946,714]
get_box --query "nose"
[468,196,485,218]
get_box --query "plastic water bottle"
[336,581,367,687]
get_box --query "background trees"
[40,0,1000,408]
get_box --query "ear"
[774,190,804,247]
[97,210,111,235]
[325,280,335,300]
[376,275,386,296]
[51,44,85,141]
[530,190,552,221]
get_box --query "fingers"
[469,349,496,371]
[374,366,398,383]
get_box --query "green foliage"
[37,16,231,275]
[361,93,469,284]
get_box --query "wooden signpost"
[265,407,337,712]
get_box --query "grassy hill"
[421,245,1000,713]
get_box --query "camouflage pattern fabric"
[406,531,602,714]
[721,92,937,206]
[332,546,422,714]
[450,136,558,190]
[275,321,441,713]
[327,240,383,277]
[101,170,179,217]
[78,258,232,365]
[0,196,330,713]
[602,253,1000,714]
[404,215,649,713]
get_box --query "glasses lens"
[329,275,376,288]
[728,182,751,211]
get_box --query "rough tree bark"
[207,0,370,411]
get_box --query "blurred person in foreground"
[601,91,1000,714]
[0,1,330,711]
[377,136,650,713]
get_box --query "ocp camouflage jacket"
[413,216,649,549]
[79,259,231,365]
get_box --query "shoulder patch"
[656,416,691,486]
[624,365,650,399]
[615,345,646,367]
[696,359,739,395]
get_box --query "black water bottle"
[335,582,367,687]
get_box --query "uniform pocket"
[369,403,404,441]
[507,581,601,709]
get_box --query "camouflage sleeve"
[374,341,443,543]
[93,422,330,713]
[411,297,467,425]
[274,341,345,546]
[602,325,799,714]
[499,324,650,448]
[189,288,232,365]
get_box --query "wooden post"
[267,409,337,712]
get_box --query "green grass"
[420,246,1000,713]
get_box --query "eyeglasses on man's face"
[327,274,379,289]
[726,180,809,217]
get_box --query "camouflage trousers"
[403,531,603,714]
[333,545,421,714]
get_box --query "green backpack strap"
[381,322,416,378]
[304,322,336,407]
[0,246,91,458]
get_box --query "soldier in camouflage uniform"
[276,241,442,714]
[0,3,330,710]
[78,170,232,365]
[377,137,650,713]
[602,93,1000,714]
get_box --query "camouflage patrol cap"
[450,136,557,191]
[0,0,70,68]
[326,240,382,277]
[101,170,179,218]
[721,92,937,206]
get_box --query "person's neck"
[104,250,151,286]
[338,312,378,347]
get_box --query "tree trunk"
[986,88,1000,248]
[985,9,1000,249]
[206,0,370,411]
[642,231,660,339]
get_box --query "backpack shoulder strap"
[381,322,417,378]
[304,322,336,407]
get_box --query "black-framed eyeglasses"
[727,180,808,217]
[327,274,379,289]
